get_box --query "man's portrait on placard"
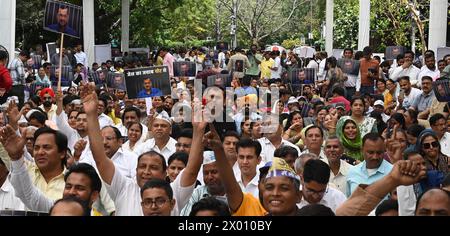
[125,66,171,99]
[290,68,315,85]
[44,0,82,38]
[174,61,196,77]
[235,60,244,72]
[434,80,450,102]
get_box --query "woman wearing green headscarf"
[336,117,363,161]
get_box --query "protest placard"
[337,59,360,76]
[207,74,230,87]
[173,61,196,77]
[289,68,316,85]
[234,60,244,72]
[108,73,127,91]
[433,79,450,102]
[385,46,405,61]
[89,69,109,88]
[437,47,450,61]
[43,0,82,38]
[125,66,171,99]
[46,42,57,62]
[216,42,229,51]
[49,65,73,88]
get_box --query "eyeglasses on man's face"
[302,184,328,198]
[141,197,170,208]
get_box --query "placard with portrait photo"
[385,46,406,61]
[43,0,82,38]
[234,60,244,73]
[216,42,229,51]
[108,73,127,91]
[49,65,74,88]
[433,79,450,102]
[337,59,360,76]
[89,69,109,88]
[173,61,196,77]
[289,68,316,85]
[207,74,230,87]
[125,66,171,99]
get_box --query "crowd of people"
[0,41,449,216]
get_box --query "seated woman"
[382,113,406,139]
[122,122,144,152]
[338,97,377,139]
[404,109,419,129]
[240,117,252,139]
[166,152,189,183]
[405,124,425,152]
[283,111,304,145]
[336,117,363,161]
[67,110,79,130]
[417,130,449,174]
[384,128,408,163]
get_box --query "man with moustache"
[180,151,227,216]
[39,88,58,121]
[411,76,435,120]
[346,133,393,198]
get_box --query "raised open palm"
[6,100,21,128]
[80,83,98,115]
[0,125,26,160]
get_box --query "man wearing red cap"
[39,88,58,121]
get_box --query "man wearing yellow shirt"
[0,125,103,215]
[260,52,274,80]
[205,123,302,216]
[24,127,67,201]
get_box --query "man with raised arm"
[205,123,302,216]
[80,83,204,215]
[0,125,103,215]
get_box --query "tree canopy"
[14,0,436,54]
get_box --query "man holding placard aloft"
[43,0,83,94]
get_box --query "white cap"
[18,115,28,124]
[154,111,172,125]
[374,100,384,107]
[71,99,81,105]
[287,96,299,105]
[203,151,216,165]
[25,109,41,120]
